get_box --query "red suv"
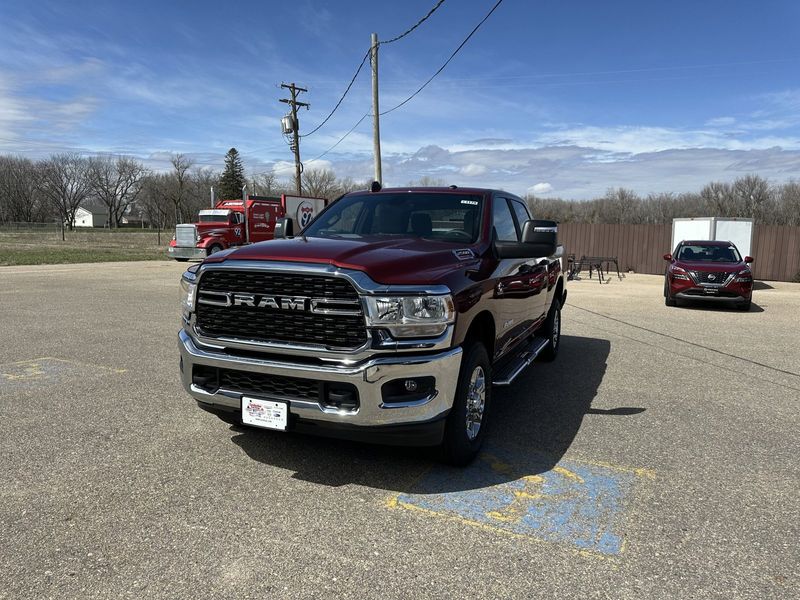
[664,240,754,310]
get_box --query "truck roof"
[347,186,524,200]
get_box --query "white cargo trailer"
[671,217,754,258]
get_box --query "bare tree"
[0,156,50,223]
[775,181,800,226]
[38,153,92,239]
[301,168,339,199]
[165,154,194,224]
[88,155,148,227]
[733,174,772,221]
[253,171,278,196]
[139,173,173,245]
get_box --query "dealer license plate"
[704,288,718,295]
[241,397,288,431]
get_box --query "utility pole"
[279,83,309,195]
[370,33,382,186]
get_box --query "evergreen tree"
[218,148,246,200]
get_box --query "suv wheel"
[664,279,677,306]
[442,342,491,466]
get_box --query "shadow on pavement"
[229,335,628,493]
[676,299,764,313]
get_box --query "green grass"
[0,229,172,266]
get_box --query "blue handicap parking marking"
[393,450,651,556]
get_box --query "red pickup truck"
[178,186,566,464]
[168,195,327,261]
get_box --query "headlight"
[670,266,690,280]
[365,295,455,338]
[180,271,197,314]
[735,269,753,283]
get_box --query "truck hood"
[193,223,231,237]
[220,235,481,285]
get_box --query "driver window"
[492,198,518,241]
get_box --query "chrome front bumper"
[169,246,206,260]
[178,330,463,428]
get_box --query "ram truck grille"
[195,270,368,350]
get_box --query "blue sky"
[1,0,799,198]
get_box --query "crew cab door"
[491,197,549,358]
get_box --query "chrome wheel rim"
[465,365,486,441]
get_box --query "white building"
[73,206,109,228]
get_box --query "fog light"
[381,377,436,404]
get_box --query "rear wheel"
[538,298,561,362]
[442,343,491,466]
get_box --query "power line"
[301,49,371,138]
[380,0,447,44]
[306,112,370,165]
[301,0,448,139]
[380,0,504,116]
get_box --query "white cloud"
[460,163,487,177]
[530,182,553,195]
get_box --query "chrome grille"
[690,271,733,285]
[195,270,367,350]
[175,224,197,247]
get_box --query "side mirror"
[495,220,557,259]
[274,217,294,239]
[663,253,672,261]
[744,256,754,263]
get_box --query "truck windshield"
[302,193,483,243]
[198,213,230,223]
[678,244,742,262]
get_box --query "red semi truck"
[168,194,328,261]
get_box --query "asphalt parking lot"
[1,262,797,599]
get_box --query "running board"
[492,336,550,386]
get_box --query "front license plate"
[704,288,718,295]
[241,397,288,431]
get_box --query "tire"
[207,243,223,256]
[735,299,751,311]
[664,279,677,307]
[174,258,189,262]
[538,298,562,362]
[442,343,491,466]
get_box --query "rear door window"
[493,198,519,241]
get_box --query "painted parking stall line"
[388,450,655,558]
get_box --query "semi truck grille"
[195,270,367,350]
[175,224,197,248]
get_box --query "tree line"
[0,149,369,235]
[526,175,800,226]
[2,151,798,231]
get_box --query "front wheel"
[442,343,491,466]
[207,243,223,256]
[664,279,677,306]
